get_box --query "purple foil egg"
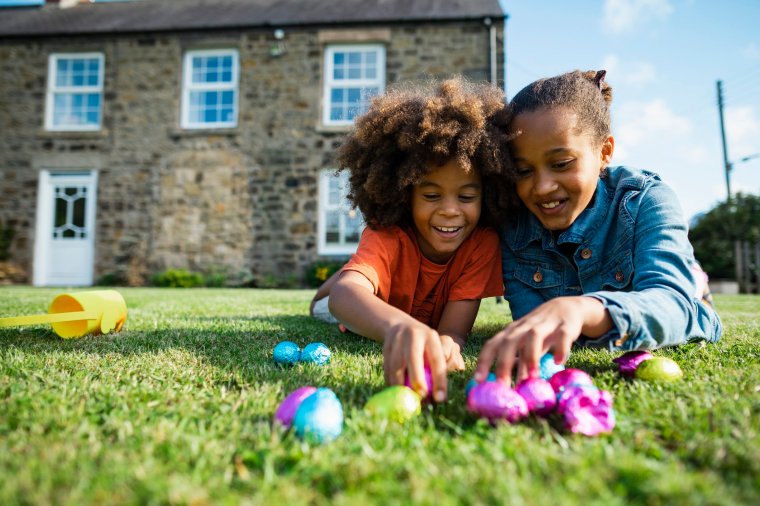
[613,350,653,377]
[467,381,528,423]
[549,368,594,394]
[515,377,557,416]
[557,385,615,436]
[274,386,317,428]
[404,365,433,400]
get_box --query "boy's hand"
[440,335,466,372]
[383,321,448,403]
[474,296,611,386]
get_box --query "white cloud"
[601,54,656,86]
[725,106,760,160]
[615,99,692,149]
[602,0,674,34]
[742,43,760,60]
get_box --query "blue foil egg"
[273,341,301,365]
[539,352,566,380]
[465,372,497,397]
[300,342,331,365]
[293,388,343,443]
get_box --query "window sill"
[168,127,240,138]
[37,129,110,139]
[314,123,353,134]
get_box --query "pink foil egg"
[612,350,653,377]
[467,381,528,423]
[515,377,557,416]
[557,385,615,436]
[274,386,317,428]
[549,368,594,394]
[404,365,433,400]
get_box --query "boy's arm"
[328,270,449,402]
[437,299,481,371]
[309,270,341,316]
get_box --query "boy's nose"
[439,199,462,216]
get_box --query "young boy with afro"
[310,77,515,402]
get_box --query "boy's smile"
[511,106,614,231]
[411,159,482,263]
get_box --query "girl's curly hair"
[336,76,516,229]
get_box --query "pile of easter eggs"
[466,353,615,436]
[273,340,331,366]
[274,386,344,443]
[613,351,683,381]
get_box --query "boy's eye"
[459,194,478,202]
[422,193,440,200]
[516,167,532,178]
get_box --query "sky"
[503,0,760,220]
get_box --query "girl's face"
[411,158,482,263]
[511,106,614,232]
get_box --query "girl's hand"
[383,321,448,403]
[440,335,466,372]
[474,296,612,385]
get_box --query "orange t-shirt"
[340,225,503,328]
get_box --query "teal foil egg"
[465,372,497,397]
[273,341,301,365]
[293,388,344,443]
[301,342,331,365]
[539,352,565,380]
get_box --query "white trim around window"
[45,53,105,131]
[317,169,364,255]
[322,44,385,127]
[181,49,239,129]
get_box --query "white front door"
[33,170,99,286]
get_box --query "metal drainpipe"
[486,17,497,86]
[497,0,509,97]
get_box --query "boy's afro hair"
[336,76,517,229]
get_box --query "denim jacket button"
[615,270,624,282]
[581,248,592,259]
[533,271,543,283]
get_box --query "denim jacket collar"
[506,176,611,251]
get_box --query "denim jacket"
[500,165,722,351]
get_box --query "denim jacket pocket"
[600,251,634,290]
[514,263,563,300]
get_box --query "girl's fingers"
[474,331,503,381]
[494,335,519,387]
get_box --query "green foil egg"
[635,357,683,382]
[364,386,422,423]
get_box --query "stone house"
[0,0,506,287]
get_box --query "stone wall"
[0,21,504,286]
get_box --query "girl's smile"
[511,106,614,231]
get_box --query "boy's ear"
[600,135,615,166]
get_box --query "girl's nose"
[439,197,462,216]
[533,170,558,195]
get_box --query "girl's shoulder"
[603,165,662,193]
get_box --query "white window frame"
[317,169,364,255]
[322,44,385,127]
[181,49,239,129]
[45,52,105,131]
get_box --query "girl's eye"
[552,159,574,170]
[422,193,440,200]
[459,194,478,202]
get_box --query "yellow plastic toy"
[0,290,127,339]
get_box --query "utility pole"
[716,80,732,201]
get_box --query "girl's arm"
[328,270,449,402]
[309,269,341,315]
[437,299,481,371]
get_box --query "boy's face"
[411,159,482,264]
[511,106,614,232]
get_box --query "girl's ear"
[600,135,615,167]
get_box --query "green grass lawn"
[1,287,759,505]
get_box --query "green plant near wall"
[150,268,205,288]
[0,221,14,262]
[305,259,346,288]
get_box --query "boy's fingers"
[425,336,448,403]
[383,338,404,386]
[519,331,544,381]
[551,328,574,365]
[406,335,429,398]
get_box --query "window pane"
[54,197,67,228]
[333,52,345,65]
[72,194,86,228]
[348,52,361,64]
[366,51,377,65]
